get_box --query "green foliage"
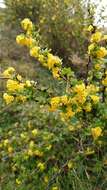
[1,0,94,64]
[0,2,107,190]
[4,0,41,24]
[38,0,87,61]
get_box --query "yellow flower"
[84,103,92,112]
[16,178,21,185]
[74,83,86,93]
[88,43,95,54]
[61,95,68,105]
[94,63,101,70]
[52,67,60,79]
[74,83,88,104]
[7,79,18,91]
[37,162,45,171]
[27,149,34,156]
[17,83,25,91]
[47,53,61,70]
[90,95,100,104]
[34,150,43,157]
[3,139,9,147]
[91,127,102,140]
[17,74,22,81]
[3,67,15,78]
[8,146,13,154]
[51,187,59,190]
[21,18,33,31]
[87,25,94,32]
[30,46,40,58]
[96,47,107,58]
[16,34,33,47]
[50,97,60,111]
[20,133,26,139]
[44,176,49,183]
[16,34,25,45]
[6,79,24,92]
[67,160,74,169]
[90,32,102,43]
[66,106,75,119]
[3,93,14,104]
[38,54,46,64]
[32,129,38,136]
[25,80,32,87]
[25,37,34,47]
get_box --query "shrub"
[0,19,107,190]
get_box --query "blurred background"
[0,0,107,77]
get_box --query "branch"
[102,67,106,103]
[0,77,10,80]
[84,56,91,86]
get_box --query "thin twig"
[102,67,106,103]
[0,77,10,80]
[85,56,91,86]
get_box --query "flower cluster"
[16,18,62,79]
[2,67,34,104]
[50,83,100,122]
[88,27,107,60]
[49,25,107,143]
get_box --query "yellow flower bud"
[16,178,21,185]
[67,161,73,169]
[17,74,22,81]
[8,147,13,153]
[32,129,38,136]
[3,139,9,146]
[91,127,102,140]
[87,25,94,32]
[37,162,45,171]
[25,80,32,87]
[27,149,34,156]
[3,67,15,78]
[3,93,14,104]
[21,18,33,31]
